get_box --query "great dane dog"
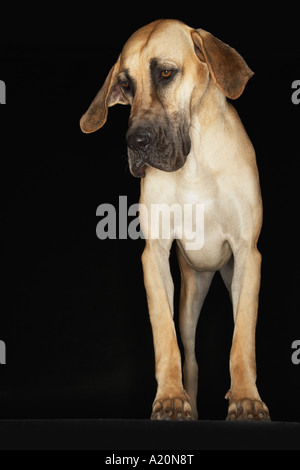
[80,19,271,421]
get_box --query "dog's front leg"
[142,240,193,420]
[227,246,271,421]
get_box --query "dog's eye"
[161,70,173,79]
[121,80,130,89]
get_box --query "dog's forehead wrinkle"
[122,19,164,58]
[121,19,192,71]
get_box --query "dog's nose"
[127,130,152,151]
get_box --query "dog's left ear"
[191,29,254,100]
[80,57,129,133]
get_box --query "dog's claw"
[226,398,271,421]
[151,394,194,421]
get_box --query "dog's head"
[80,20,253,178]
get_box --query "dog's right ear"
[80,58,129,133]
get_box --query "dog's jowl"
[81,19,270,421]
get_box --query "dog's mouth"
[130,158,147,178]
[134,164,147,178]
[127,122,191,178]
[129,150,189,178]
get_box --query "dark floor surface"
[0,419,299,450]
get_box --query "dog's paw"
[226,397,271,421]
[151,392,194,421]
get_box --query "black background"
[0,5,299,423]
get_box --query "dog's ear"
[80,58,129,133]
[191,29,254,100]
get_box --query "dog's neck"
[184,83,230,178]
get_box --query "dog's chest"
[141,169,233,271]
[174,186,232,271]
